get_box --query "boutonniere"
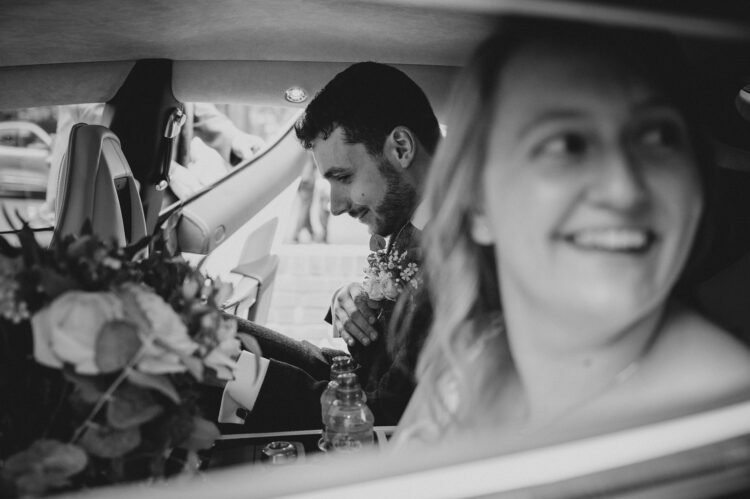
[362,234,420,302]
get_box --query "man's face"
[311,127,417,236]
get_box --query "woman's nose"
[589,148,649,211]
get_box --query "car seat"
[52,124,147,247]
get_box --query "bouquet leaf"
[178,417,220,451]
[37,269,79,301]
[1,440,88,497]
[369,234,386,252]
[121,233,153,261]
[125,370,181,404]
[95,320,142,374]
[16,224,44,268]
[180,354,205,381]
[107,384,163,430]
[65,372,108,405]
[79,425,141,459]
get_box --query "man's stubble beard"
[372,157,418,237]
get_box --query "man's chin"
[365,222,382,236]
[359,212,399,237]
[358,215,383,236]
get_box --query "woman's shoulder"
[655,301,750,395]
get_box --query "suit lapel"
[387,223,422,256]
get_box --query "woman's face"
[482,42,702,328]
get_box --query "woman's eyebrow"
[631,97,681,114]
[516,109,586,140]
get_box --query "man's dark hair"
[295,62,440,156]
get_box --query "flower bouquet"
[361,234,420,326]
[0,222,254,497]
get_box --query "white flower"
[362,247,420,303]
[382,278,400,301]
[31,291,124,374]
[364,276,385,301]
[203,316,240,380]
[119,283,199,375]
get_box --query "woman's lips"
[561,227,657,253]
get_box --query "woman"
[395,17,750,444]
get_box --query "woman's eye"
[637,123,683,148]
[534,133,588,158]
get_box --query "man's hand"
[333,282,381,347]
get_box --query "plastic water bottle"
[320,355,356,423]
[325,373,374,453]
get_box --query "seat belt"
[154,106,187,192]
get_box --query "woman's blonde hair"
[413,16,710,434]
[414,28,511,430]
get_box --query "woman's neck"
[503,294,665,428]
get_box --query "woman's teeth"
[565,228,654,252]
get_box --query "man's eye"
[534,133,588,158]
[334,174,351,183]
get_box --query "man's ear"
[385,126,416,169]
[470,211,494,245]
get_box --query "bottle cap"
[331,355,356,377]
[261,441,297,464]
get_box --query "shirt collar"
[411,200,429,231]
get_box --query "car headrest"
[53,124,147,247]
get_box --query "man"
[217,62,439,430]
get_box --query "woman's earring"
[470,213,493,245]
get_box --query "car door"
[171,106,308,323]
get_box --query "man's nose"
[589,147,649,210]
[329,185,351,216]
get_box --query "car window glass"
[0,103,297,237]
[0,129,17,147]
[18,129,47,149]
[0,106,60,236]
[0,104,106,240]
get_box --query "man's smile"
[350,208,370,221]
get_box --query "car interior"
[52,123,147,247]
[2,0,750,497]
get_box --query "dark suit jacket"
[223,223,430,432]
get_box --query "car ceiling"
[0,0,492,112]
[2,0,748,67]
[0,0,748,112]
[0,0,495,67]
